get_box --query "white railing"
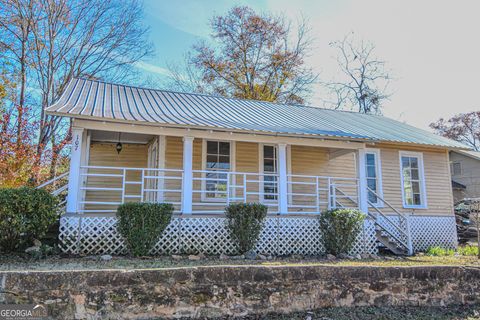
[287,174,359,213]
[79,166,183,213]
[79,165,359,215]
[367,187,413,254]
[36,172,69,210]
[192,170,279,214]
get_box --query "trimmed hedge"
[0,187,59,252]
[117,202,173,256]
[225,203,268,254]
[319,208,365,255]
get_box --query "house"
[45,78,466,256]
[450,150,480,203]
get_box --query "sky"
[140,0,480,130]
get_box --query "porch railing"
[79,165,359,214]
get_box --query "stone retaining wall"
[1,265,479,319]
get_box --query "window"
[365,150,383,206]
[400,152,427,208]
[262,145,278,200]
[205,140,231,199]
[451,162,462,176]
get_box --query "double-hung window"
[261,145,278,200]
[400,151,427,208]
[364,149,383,206]
[205,140,231,200]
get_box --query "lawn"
[1,252,480,271]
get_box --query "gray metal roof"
[46,78,467,149]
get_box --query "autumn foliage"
[430,112,480,151]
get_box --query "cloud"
[135,61,170,77]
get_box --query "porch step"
[375,230,409,256]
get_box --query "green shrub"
[425,246,455,256]
[457,245,478,256]
[319,208,365,256]
[117,202,173,256]
[0,187,59,253]
[225,203,268,254]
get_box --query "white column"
[278,143,288,214]
[157,135,166,203]
[66,127,84,214]
[182,136,194,214]
[357,149,369,213]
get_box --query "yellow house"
[46,78,467,256]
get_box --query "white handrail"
[36,172,69,189]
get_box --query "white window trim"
[258,143,279,203]
[201,139,235,202]
[365,148,384,208]
[399,151,428,209]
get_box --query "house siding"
[450,151,480,202]
[82,137,454,217]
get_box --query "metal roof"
[46,78,467,149]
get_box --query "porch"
[69,128,365,216]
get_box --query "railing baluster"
[315,176,320,213]
[243,174,247,202]
[121,169,126,204]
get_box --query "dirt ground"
[1,252,480,271]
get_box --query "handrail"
[366,187,409,220]
[36,172,69,189]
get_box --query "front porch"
[69,128,365,216]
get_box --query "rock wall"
[1,265,480,319]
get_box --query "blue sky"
[140,0,480,130]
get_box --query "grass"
[203,305,480,320]
[1,252,480,271]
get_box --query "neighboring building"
[45,78,468,256]
[450,150,480,203]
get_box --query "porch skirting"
[58,215,379,256]
[377,215,458,251]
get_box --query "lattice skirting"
[59,215,378,256]
[377,215,458,252]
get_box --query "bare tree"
[168,6,317,104]
[430,112,480,151]
[323,33,392,114]
[0,0,36,144]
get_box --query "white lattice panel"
[59,215,379,256]
[410,216,457,251]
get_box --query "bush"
[458,245,479,256]
[425,246,455,256]
[225,203,268,254]
[117,202,173,256]
[0,187,59,253]
[319,208,365,256]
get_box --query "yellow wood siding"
[83,142,148,212]
[82,136,454,217]
[376,144,453,216]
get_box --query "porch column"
[66,127,84,214]
[278,143,288,214]
[182,136,194,214]
[356,149,369,213]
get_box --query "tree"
[0,0,153,183]
[323,33,392,114]
[430,112,480,151]
[168,6,317,104]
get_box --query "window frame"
[399,151,428,209]
[451,161,462,176]
[258,143,279,202]
[201,139,235,202]
[364,148,384,208]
